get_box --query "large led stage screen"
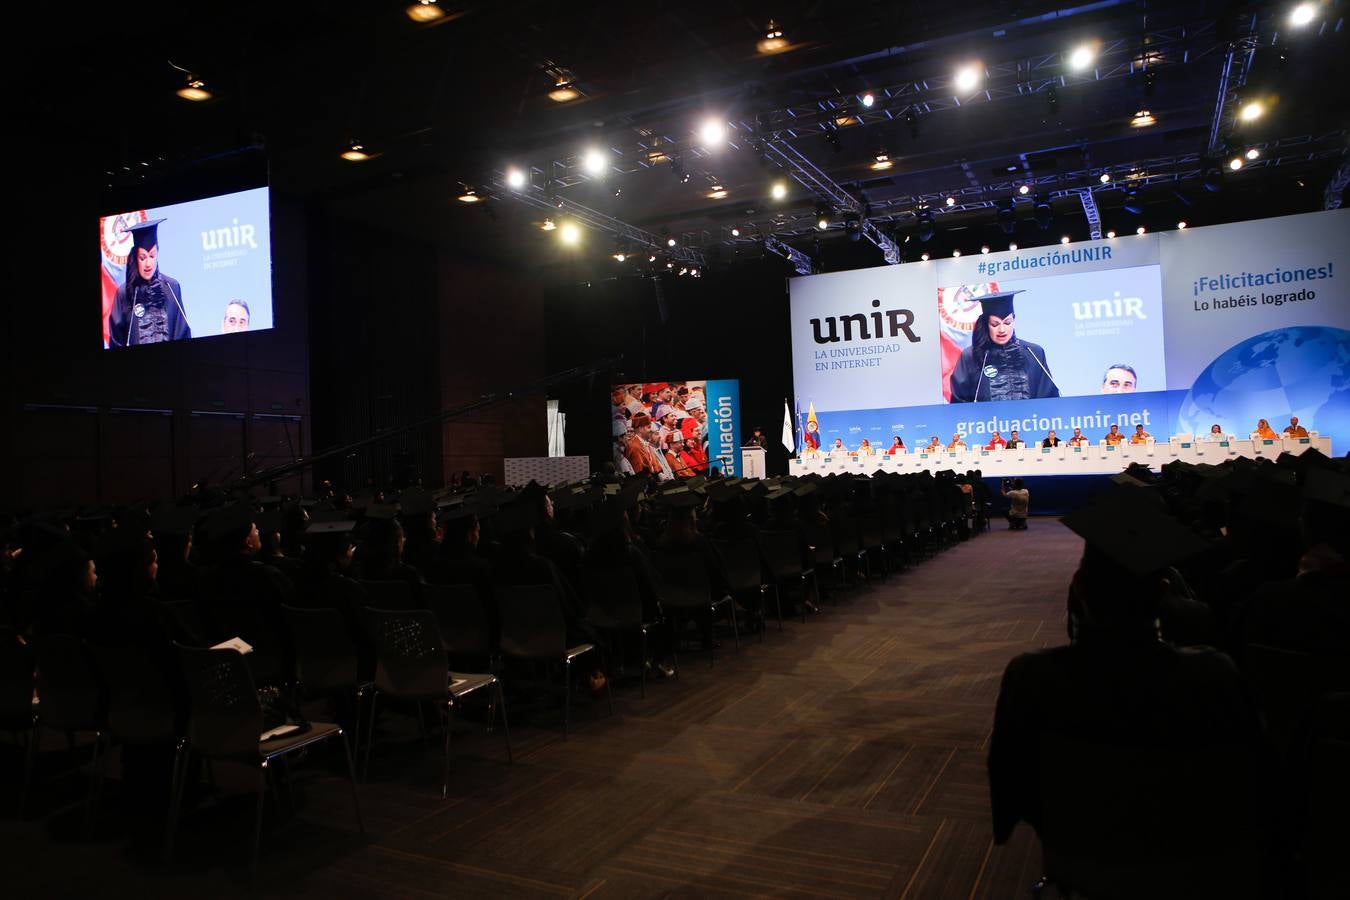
[790,209,1350,454]
[99,187,273,348]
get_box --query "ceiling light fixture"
[952,249,962,257]
[731,227,741,237]
[1009,242,1018,251]
[1289,3,1316,26]
[1100,172,1111,183]
[1018,184,1031,195]
[700,119,726,146]
[954,65,982,93]
[582,148,607,176]
[770,180,788,200]
[1177,221,1187,230]
[945,196,956,207]
[176,75,211,102]
[1246,147,1260,160]
[506,168,527,189]
[547,69,581,103]
[559,222,580,245]
[920,252,930,261]
[1239,101,1264,122]
[1130,109,1157,128]
[860,92,875,108]
[457,187,481,203]
[757,19,789,55]
[1069,43,1097,71]
[406,0,446,22]
[1136,226,1147,235]
[340,140,372,162]
[540,218,556,231]
[871,152,894,171]
[667,236,677,248]
[707,184,727,199]
[1229,156,1244,171]
[981,245,990,254]
[1061,235,1071,244]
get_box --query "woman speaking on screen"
[948,291,1059,403]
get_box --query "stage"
[789,435,1333,479]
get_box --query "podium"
[741,446,767,479]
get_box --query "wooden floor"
[3,519,1082,898]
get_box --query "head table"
[787,436,1333,478]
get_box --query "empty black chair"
[496,584,611,734]
[1033,734,1262,899]
[168,644,362,870]
[582,566,654,698]
[803,523,846,599]
[31,634,107,825]
[707,537,774,636]
[361,608,509,797]
[0,629,37,815]
[651,547,741,663]
[359,579,420,611]
[282,605,372,757]
[424,583,494,662]
[756,530,817,624]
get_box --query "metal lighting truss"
[489,170,706,266]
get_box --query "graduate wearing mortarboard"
[108,218,192,347]
[948,291,1059,403]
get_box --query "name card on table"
[1105,445,1118,452]
[1262,439,1276,446]
[980,450,990,457]
[1042,447,1051,454]
[1180,442,1192,449]
[1299,438,1310,444]
[1219,441,1230,448]
[1073,446,1082,453]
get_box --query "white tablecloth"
[789,437,1334,477]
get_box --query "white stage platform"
[790,436,1334,478]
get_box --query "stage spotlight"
[1130,109,1157,128]
[1034,196,1053,230]
[540,218,556,231]
[559,222,580,245]
[905,110,919,138]
[1136,226,1146,235]
[1229,156,1244,171]
[667,236,677,247]
[1203,160,1224,192]
[860,92,875,108]
[506,168,527,189]
[871,152,894,171]
[815,203,831,230]
[1290,3,1316,26]
[981,245,990,254]
[700,119,726,147]
[1008,242,1018,251]
[920,252,930,261]
[730,227,741,237]
[1018,184,1031,195]
[952,249,961,257]
[406,0,446,22]
[945,196,956,207]
[757,19,789,55]
[548,72,582,103]
[613,252,626,262]
[771,180,788,200]
[1246,147,1260,160]
[175,74,212,102]
[1069,43,1096,71]
[955,64,982,93]
[844,213,861,241]
[1046,85,1060,115]
[707,184,727,199]
[340,140,372,162]
[917,208,935,242]
[1177,220,1187,230]
[1239,101,1264,122]
[690,268,701,278]
[457,187,481,203]
[666,261,674,269]
[1105,230,1115,238]
[1123,190,1143,215]
[1060,235,1071,244]
[997,198,1016,235]
[1142,70,1156,97]
[583,149,607,176]
[1100,172,1111,184]
[648,254,657,262]
[823,122,841,152]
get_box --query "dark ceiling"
[27,0,1350,274]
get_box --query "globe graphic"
[1177,326,1350,451]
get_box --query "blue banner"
[706,379,742,477]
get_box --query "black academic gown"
[109,274,191,347]
[950,338,1059,403]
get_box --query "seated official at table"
[1042,430,1061,448]
[1067,427,1088,446]
[829,438,847,454]
[858,438,875,456]
[986,431,1007,450]
[948,433,968,451]
[1254,418,1279,440]
[1006,429,1025,449]
[1205,424,1225,441]
[1103,424,1125,445]
[887,436,905,455]
[1283,416,1309,438]
[1129,424,1151,445]
[926,436,942,452]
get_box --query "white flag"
[782,399,795,454]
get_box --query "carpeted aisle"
[3,518,1082,898]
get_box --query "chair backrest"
[34,634,106,733]
[708,537,763,594]
[283,605,359,692]
[1036,733,1261,898]
[0,628,35,729]
[359,579,419,611]
[648,548,716,611]
[424,583,493,656]
[496,583,568,658]
[363,607,448,700]
[91,644,181,744]
[581,566,644,630]
[1242,643,1350,754]
[757,530,804,579]
[175,644,263,760]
